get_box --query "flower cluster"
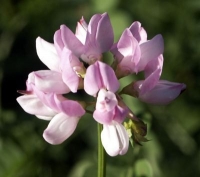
[17,13,186,156]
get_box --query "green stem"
[97,123,106,177]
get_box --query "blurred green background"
[0,0,200,176]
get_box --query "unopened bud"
[124,119,148,147]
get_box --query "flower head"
[17,12,186,156]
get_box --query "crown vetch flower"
[111,21,164,78]
[17,12,186,157]
[56,12,114,64]
[36,36,85,93]
[121,54,186,104]
[17,72,85,144]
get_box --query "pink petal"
[82,13,114,63]
[55,97,85,117]
[95,12,114,53]
[134,69,161,95]
[137,34,164,72]
[30,87,59,112]
[117,29,141,74]
[138,80,186,105]
[129,21,147,44]
[60,49,81,93]
[54,29,64,57]
[96,89,118,111]
[16,95,57,119]
[84,61,119,96]
[60,25,84,57]
[43,113,80,144]
[75,17,87,44]
[134,55,163,95]
[93,109,114,124]
[144,54,163,78]
[36,37,60,71]
[113,105,129,123]
[33,70,70,94]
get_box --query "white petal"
[17,94,57,118]
[115,122,129,155]
[101,122,129,156]
[36,37,60,71]
[43,113,80,144]
[101,124,120,156]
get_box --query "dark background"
[0,0,200,176]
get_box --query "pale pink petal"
[117,29,141,74]
[82,13,114,63]
[84,61,119,96]
[84,61,102,96]
[95,12,114,52]
[129,21,147,44]
[144,54,163,78]
[60,25,84,57]
[16,95,57,118]
[113,105,129,123]
[60,49,80,93]
[33,70,70,94]
[36,37,60,71]
[134,54,163,95]
[54,29,64,57]
[134,69,161,95]
[93,109,114,124]
[118,29,140,64]
[98,61,120,92]
[96,89,118,111]
[36,115,52,120]
[138,80,186,105]
[137,34,164,72]
[55,98,85,117]
[75,17,87,44]
[43,113,80,144]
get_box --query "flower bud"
[124,119,148,147]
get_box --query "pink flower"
[111,21,164,78]
[17,88,85,144]
[17,69,85,144]
[111,28,141,78]
[101,121,129,156]
[17,12,187,157]
[36,37,84,93]
[57,13,114,64]
[122,54,186,105]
